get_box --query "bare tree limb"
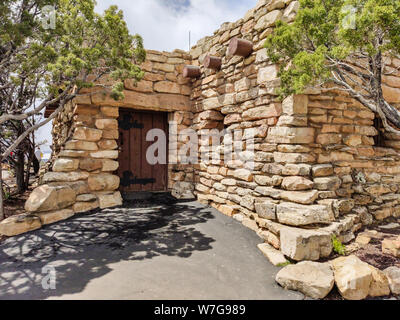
[1,102,65,160]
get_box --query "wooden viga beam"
[203,55,222,70]
[228,38,253,57]
[183,65,201,78]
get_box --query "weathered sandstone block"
[280,226,333,261]
[97,192,123,209]
[73,201,100,213]
[255,10,282,30]
[313,176,342,191]
[98,139,118,150]
[280,190,318,205]
[0,214,41,236]
[368,265,391,297]
[52,158,80,172]
[242,104,282,120]
[257,65,279,84]
[282,94,308,115]
[100,106,119,118]
[312,164,334,177]
[277,202,335,226]
[73,127,103,142]
[255,201,277,220]
[331,255,373,300]
[258,243,288,266]
[95,119,118,130]
[267,127,315,144]
[76,194,97,202]
[37,209,75,225]
[65,140,98,151]
[88,174,120,191]
[276,261,334,299]
[43,172,90,183]
[384,267,400,295]
[382,237,400,258]
[281,176,313,191]
[102,160,119,172]
[233,169,253,182]
[79,158,103,172]
[90,150,119,159]
[25,185,76,212]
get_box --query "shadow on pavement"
[0,195,215,299]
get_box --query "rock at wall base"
[257,243,288,266]
[331,255,373,300]
[0,214,42,236]
[25,185,76,213]
[280,226,332,261]
[276,261,334,299]
[37,209,75,225]
[97,192,123,209]
[172,182,195,199]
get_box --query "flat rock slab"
[379,223,400,230]
[257,243,288,266]
[276,261,334,299]
[0,200,303,300]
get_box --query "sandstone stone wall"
[187,0,400,262]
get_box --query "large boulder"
[384,266,400,295]
[368,265,390,297]
[0,214,42,236]
[331,255,373,300]
[25,185,76,212]
[280,226,332,261]
[276,261,335,299]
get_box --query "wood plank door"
[117,109,168,193]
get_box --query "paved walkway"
[0,197,303,300]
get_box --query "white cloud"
[36,0,257,154]
[95,0,256,51]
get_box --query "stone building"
[2,0,400,262]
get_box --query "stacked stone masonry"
[188,0,400,262]
[1,0,399,264]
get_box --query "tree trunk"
[32,155,40,175]
[0,164,4,221]
[15,151,25,194]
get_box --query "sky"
[36,0,257,154]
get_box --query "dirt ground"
[354,222,400,270]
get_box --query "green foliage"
[264,0,400,98]
[277,261,292,267]
[332,235,346,256]
[0,0,146,105]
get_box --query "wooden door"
[117,109,168,193]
